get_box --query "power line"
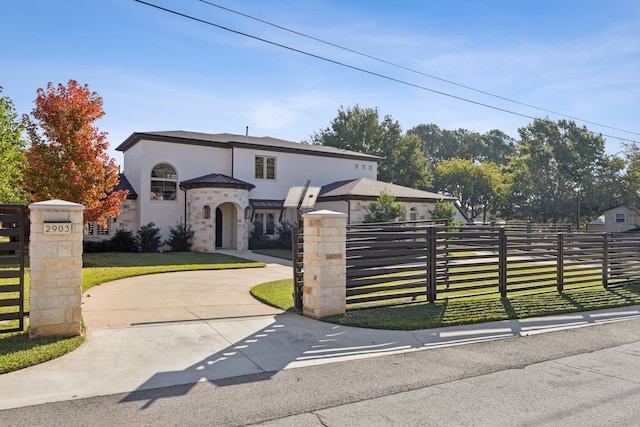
[133,0,639,144]
[196,0,640,139]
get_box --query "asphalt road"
[3,316,640,426]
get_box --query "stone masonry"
[302,210,347,318]
[29,200,84,338]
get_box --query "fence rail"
[345,223,640,310]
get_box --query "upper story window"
[255,156,276,180]
[151,163,177,200]
[616,213,626,223]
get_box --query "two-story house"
[104,131,457,252]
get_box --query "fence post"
[302,210,347,319]
[499,228,507,298]
[557,232,564,293]
[426,226,437,302]
[29,199,84,338]
[602,233,609,289]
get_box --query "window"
[85,221,110,237]
[255,156,276,180]
[616,213,626,223]
[409,208,417,221]
[254,212,276,235]
[151,163,177,200]
[97,222,110,236]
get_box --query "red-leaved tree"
[22,80,127,225]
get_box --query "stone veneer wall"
[29,200,84,338]
[302,210,347,319]
[114,200,139,235]
[187,188,250,252]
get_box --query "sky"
[3,0,640,166]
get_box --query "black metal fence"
[0,205,28,333]
[346,222,640,309]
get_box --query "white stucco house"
[93,131,459,252]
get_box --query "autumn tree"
[21,80,126,224]
[0,87,28,204]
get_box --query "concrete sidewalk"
[1,250,640,410]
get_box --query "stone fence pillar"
[302,210,347,319]
[29,200,84,338]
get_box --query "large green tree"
[309,105,431,189]
[434,158,507,221]
[0,87,28,204]
[408,124,516,168]
[505,118,620,224]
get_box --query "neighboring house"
[94,131,457,252]
[593,206,640,233]
[315,178,463,224]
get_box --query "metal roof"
[180,173,255,190]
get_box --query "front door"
[215,207,222,248]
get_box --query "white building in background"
[93,131,457,252]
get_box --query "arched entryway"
[180,173,255,252]
[215,202,238,249]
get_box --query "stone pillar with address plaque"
[29,199,84,337]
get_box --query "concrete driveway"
[82,260,291,328]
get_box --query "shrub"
[136,222,162,252]
[249,221,267,250]
[275,221,294,250]
[164,222,194,252]
[83,240,109,253]
[109,229,138,252]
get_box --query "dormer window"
[151,163,177,200]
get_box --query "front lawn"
[0,251,265,374]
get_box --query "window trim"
[615,213,626,223]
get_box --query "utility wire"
[196,0,640,138]
[133,0,638,144]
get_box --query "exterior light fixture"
[203,205,211,219]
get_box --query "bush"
[164,222,194,252]
[109,229,138,252]
[275,221,293,250]
[136,222,162,252]
[83,240,109,253]
[249,221,294,250]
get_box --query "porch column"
[29,200,84,338]
[302,209,347,318]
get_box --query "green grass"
[252,278,640,330]
[0,251,265,374]
[82,252,264,292]
[0,331,84,374]
[250,279,297,311]
[250,248,293,261]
